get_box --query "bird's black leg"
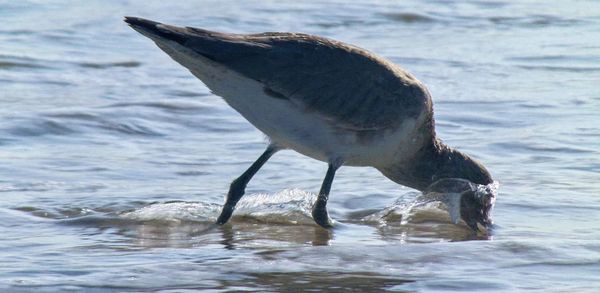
[216,145,278,225]
[312,162,341,228]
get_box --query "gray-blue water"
[1,1,600,291]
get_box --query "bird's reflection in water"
[131,221,218,248]
[373,221,492,243]
[219,224,235,250]
[127,215,486,251]
[128,219,334,250]
[312,227,333,246]
[215,220,334,249]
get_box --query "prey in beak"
[423,178,497,232]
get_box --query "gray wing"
[126,17,431,130]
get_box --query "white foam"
[361,180,500,225]
[120,189,317,225]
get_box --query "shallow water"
[2,0,600,291]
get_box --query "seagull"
[124,17,494,231]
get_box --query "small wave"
[121,189,317,225]
[45,112,99,120]
[0,54,54,71]
[492,141,597,155]
[380,12,582,27]
[363,179,498,233]
[515,102,556,109]
[1,78,72,86]
[506,52,600,72]
[360,192,465,228]
[121,201,221,223]
[3,115,165,139]
[77,61,141,69]
[167,89,211,98]
[515,64,600,73]
[390,56,470,69]
[0,29,36,35]
[102,101,210,113]
[0,182,60,193]
[96,120,163,136]
[507,55,600,63]
[380,12,436,24]
[312,19,379,29]
[13,182,495,239]
[43,111,163,137]
[175,171,210,176]
[361,191,420,224]
[0,61,49,70]
[2,182,107,195]
[13,205,95,220]
[443,113,519,128]
[487,15,583,27]
[0,54,62,71]
[470,1,509,8]
[7,114,161,138]
[8,118,76,137]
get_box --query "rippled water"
[2,0,600,291]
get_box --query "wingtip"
[123,16,188,45]
[123,16,161,29]
[123,16,135,24]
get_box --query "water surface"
[1,0,600,291]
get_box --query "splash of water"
[362,179,499,230]
[120,189,317,225]
[120,180,498,230]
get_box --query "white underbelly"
[160,42,427,166]
[208,70,427,167]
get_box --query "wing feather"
[172,28,431,130]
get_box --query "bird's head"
[424,177,498,232]
[428,147,496,231]
[431,147,492,187]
